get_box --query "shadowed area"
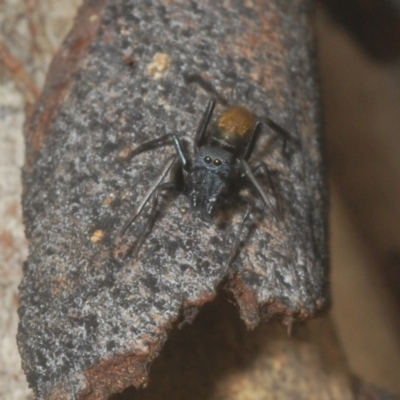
[111,295,352,400]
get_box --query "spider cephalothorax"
[115,99,291,262]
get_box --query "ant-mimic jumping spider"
[115,98,292,264]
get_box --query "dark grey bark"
[18,0,330,398]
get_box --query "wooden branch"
[0,40,40,103]
[18,0,335,398]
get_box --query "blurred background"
[1,1,399,398]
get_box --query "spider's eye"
[213,159,222,166]
[204,156,212,164]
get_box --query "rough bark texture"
[18,0,330,398]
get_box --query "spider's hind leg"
[262,117,300,159]
[226,198,251,269]
[239,158,280,221]
[249,160,283,218]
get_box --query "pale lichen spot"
[89,14,98,23]
[147,52,171,80]
[102,193,116,206]
[249,71,260,82]
[90,229,105,243]
[123,47,135,66]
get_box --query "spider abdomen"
[214,105,256,152]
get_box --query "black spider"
[115,99,292,263]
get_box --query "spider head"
[187,146,237,220]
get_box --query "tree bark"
[18,0,334,398]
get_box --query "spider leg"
[249,160,269,175]
[124,134,188,170]
[114,156,178,244]
[133,181,177,258]
[125,134,173,159]
[239,158,280,220]
[226,199,251,268]
[248,161,277,194]
[248,160,283,216]
[262,117,296,158]
[194,98,216,148]
[240,160,274,177]
[249,161,277,195]
[171,135,189,171]
[242,120,263,160]
[183,74,229,105]
[242,116,296,160]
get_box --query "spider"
[115,98,292,263]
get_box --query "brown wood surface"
[15,0,400,399]
[17,0,331,398]
[1,1,399,399]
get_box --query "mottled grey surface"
[18,0,329,398]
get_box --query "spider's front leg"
[115,156,182,244]
[132,181,178,258]
[123,134,189,170]
[194,98,216,148]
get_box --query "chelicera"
[115,99,292,263]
